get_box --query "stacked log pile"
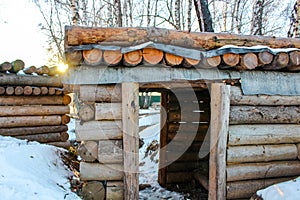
[64,26,300,71]
[0,72,71,148]
[226,85,300,199]
[76,84,124,200]
[158,89,210,188]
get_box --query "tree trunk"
[14,86,24,96]
[123,50,142,66]
[0,125,68,136]
[0,95,71,106]
[222,53,240,67]
[193,0,214,32]
[83,49,103,65]
[165,53,183,66]
[142,48,164,65]
[9,59,25,73]
[103,50,123,66]
[95,103,122,120]
[237,53,258,70]
[82,181,105,200]
[106,181,124,200]
[0,62,12,72]
[16,132,69,143]
[79,84,122,102]
[0,105,69,116]
[258,51,273,66]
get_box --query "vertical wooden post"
[209,83,230,200]
[158,91,168,186]
[122,82,139,200]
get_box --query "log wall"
[0,73,71,147]
[226,85,300,199]
[158,88,210,188]
[76,84,124,200]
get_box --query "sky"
[0,0,48,67]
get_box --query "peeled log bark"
[14,86,24,96]
[0,115,63,128]
[228,124,300,146]
[165,53,183,66]
[65,26,300,49]
[230,86,300,105]
[0,125,68,136]
[16,132,69,143]
[0,73,62,87]
[80,162,124,181]
[227,177,294,199]
[230,106,300,124]
[103,50,123,66]
[83,48,103,65]
[0,105,70,116]
[227,144,297,163]
[227,160,300,182]
[5,86,14,95]
[287,50,300,71]
[258,51,273,66]
[237,53,258,70]
[123,50,142,66]
[79,84,122,102]
[0,95,71,105]
[77,141,98,162]
[82,181,105,200]
[142,48,163,65]
[75,120,122,141]
[222,53,240,67]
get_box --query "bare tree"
[175,0,181,29]
[194,0,214,32]
[187,0,193,31]
[251,0,264,35]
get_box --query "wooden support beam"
[209,83,230,200]
[122,82,139,200]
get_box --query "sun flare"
[57,63,68,73]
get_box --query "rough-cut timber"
[228,124,300,145]
[142,48,163,65]
[0,115,63,128]
[227,160,300,182]
[227,144,297,163]
[79,84,122,102]
[16,132,69,143]
[83,49,103,65]
[0,95,71,105]
[227,177,294,199]
[80,162,124,181]
[0,125,68,136]
[0,73,62,87]
[77,141,98,162]
[165,53,183,66]
[230,86,300,105]
[82,181,105,200]
[123,50,142,66]
[0,105,70,116]
[122,82,139,200]
[65,26,300,49]
[103,50,123,66]
[75,120,122,141]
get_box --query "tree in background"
[33,0,294,63]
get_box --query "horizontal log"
[0,115,64,128]
[258,51,273,66]
[123,50,142,66]
[227,160,300,182]
[95,103,122,120]
[80,162,124,181]
[103,50,123,66]
[78,103,95,122]
[264,52,289,70]
[16,132,69,143]
[79,84,121,102]
[106,181,124,200]
[166,151,200,162]
[14,86,24,95]
[65,26,300,49]
[227,177,294,199]
[0,125,68,136]
[183,58,200,68]
[0,62,12,72]
[227,144,297,163]
[83,49,103,65]
[0,72,62,87]
[228,124,300,146]
[77,141,98,162]
[230,106,300,124]
[222,53,240,67]
[98,140,123,164]
[142,48,164,65]
[237,53,258,70]
[167,161,208,172]
[10,59,25,73]
[5,86,14,95]
[23,66,37,74]
[0,105,70,116]
[82,181,105,200]
[47,141,71,149]
[230,86,300,105]
[0,86,5,95]
[297,143,300,160]
[168,132,207,142]
[168,110,210,122]
[168,123,209,133]
[36,66,50,75]
[200,56,221,68]
[165,53,183,66]
[65,51,83,66]
[0,95,71,106]
[75,120,122,141]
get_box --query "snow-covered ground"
[0,136,80,200]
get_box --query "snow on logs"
[0,72,71,147]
